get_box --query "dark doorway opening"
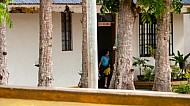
[97,13,116,88]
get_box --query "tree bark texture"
[0,18,8,85]
[80,0,88,88]
[109,50,117,89]
[110,0,136,90]
[152,0,171,92]
[38,0,53,87]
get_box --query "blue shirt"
[101,56,110,66]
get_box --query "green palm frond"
[0,1,13,28]
[170,51,190,69]
[97,0,119,14]
[171,0,183,14]
[132,57,150,66]
[184,53,190,61]
[138,0,183,23]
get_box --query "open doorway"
[97,13,116,88]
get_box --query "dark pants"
[98,65,111,88]
[99,65,109,77]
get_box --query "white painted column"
[87,0,98,89]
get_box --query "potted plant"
[170,51,190,73]
[133,57,151,81]
[143,67,154,81]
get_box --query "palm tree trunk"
[0,18,8,85]
[153,0,171,92]
[110,0,136,90]
[80,0,88,88]
[38,0,53,87]
[109,50,117,89]
[0,0,8,85]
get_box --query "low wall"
[0,85,190,106]
[134,81,188,89]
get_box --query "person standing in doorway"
[98,49,111,88]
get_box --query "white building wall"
[7,13,82,87]
[183,14,190,62]
[173,14,184,55]
[7,13,39,87]
[132,16,140,80]
[6,12,187,86]
[52,13,82,87]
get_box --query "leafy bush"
[171,65,180,80]
[148,46,155,58]
[172,84,190,94]
[185,69,190,79]
[143,67,154,81]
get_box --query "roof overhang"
[181,5,190,14]
[10,4,189,14]
[8,4,102,13]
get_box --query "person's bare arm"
[98,60,102,71]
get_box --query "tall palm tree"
[113,0,136,89]
[138,0,182,92]
[0,15,8,85]
[0,0,12,85]
[79,0,88,88]
[38,0,53,87]
[153,0,172,92]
